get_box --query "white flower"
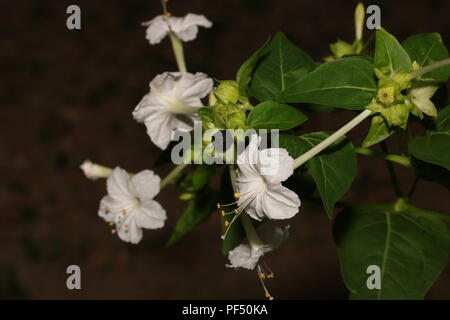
[98,167,167,244]
[133,72,213,150]
[227,226,289,270]
[80,160,112,180]
[142,13,212,45]
[408,85,439,117]
[236,135,301,221]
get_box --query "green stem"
[407,177,419,199]
[169,33,188,73]
[293,109,372,169]
[160,163,188,189]
[407,58,450,80]
[355,147,411,167]
[381,141,403,197]
[395,198,450,222]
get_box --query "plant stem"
[293,109,372,169]
[394,198,450,222]
[407,177,419,199]
[355,147,411,167]
[407,58,450,80]
[160,0,187,73]
[169,33,188,73]
[381,141,403,197]
[160,163,188,189]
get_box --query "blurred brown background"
[1,0,450,299]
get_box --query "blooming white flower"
[142,13,212,45]
[236,135,301,221]
[227,225,289,270]
[133,72,213,150]
[98,167,166,244]
[408,85,439,117]
[80,160,112,181]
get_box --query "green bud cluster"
[368,63,439,128]
[198,80,252,131]
[367,68,415,128]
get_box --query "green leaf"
[279,57,377,110]
[166,192,216,247]
[362,115,393,147]
[409,130,450,171]
[248,32,315,101]
[402,33,450,82]
[411,157,450,190]
[279,132,357,218]
[236,40,268,96]
[334,203,450,299]
[247,101,308,130]
[436,105,450,130]
[375,28,412,76]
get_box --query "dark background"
[1,0,450,299]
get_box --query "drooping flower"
[227,226,290,270]
[133,72,213,150]
[226,225,290,300]
[80,160,112,181]
[142,13,212,45]
[235,135,301,221]
[98,167,166,244]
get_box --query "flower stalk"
[355,147,411,167]
[293,109,372,169]
[407,58,450,80]
[160,163,188,189]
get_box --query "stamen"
[108,222,114,227]
[221,211,242,240]
[262,261,274,279]
[234,193,240,199]
[257,269,274,300]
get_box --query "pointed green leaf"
[409,130,450,171]
[166,191,216,247]
[247,101,308,130]
[236,41,268,96]
[362,115,393,147]
[279,57,377,110]
[249,32,315,101]
[375,28,412,76]
[334,204,450,299]
[279,132,357,218]
[402,33,450,82]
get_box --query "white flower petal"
[259,148,294,184]
[143,16,170,45]
[409,85,439,117]
[117,218,143,244]
[136,200,167,229]
[169,14,212,42]
[130,170,161,201]
[226,244,270,270]
[262,185,301,220]
[177,72,213,104]
[106,167,132,197]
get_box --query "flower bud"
[80,160,113,180]
[214,80,240,104]
[330,40,354,59]
[377,85,396,105]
